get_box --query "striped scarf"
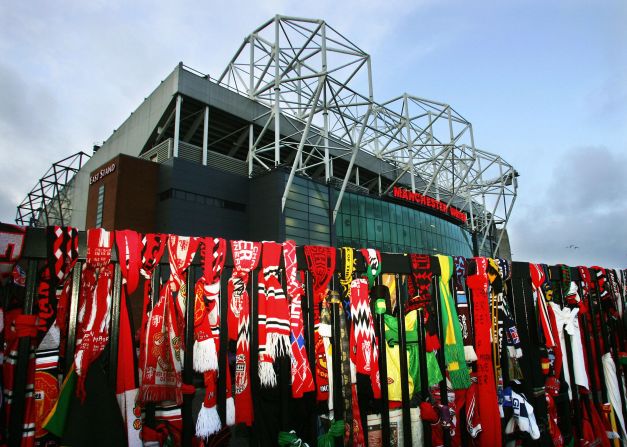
[257,241,291,388]
[228,240,261,426]
[407,254,440,352]
[283,240,314,398]
[194,237,230,439]
[436,255,471,390]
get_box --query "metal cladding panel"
[248,170,285,243]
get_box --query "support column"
[202,106,209,166]
[173,95,183,158]
[248,124,254,177]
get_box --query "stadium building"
[16,16,518,258]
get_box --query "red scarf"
[114,230,143,447]
[257,241,291,387]
[139,235,199,405]
[303,245,336,403]
[349,278,381,399]
[466,257,501,447]
[283,240,314,398]
[74,228,114,401]
[194,237,230,439]
[228,240,261,426]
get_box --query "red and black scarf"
[303,245,336,403]
[407,254,440,352]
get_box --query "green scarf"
[384,312,442,390]
[437,255,471,389]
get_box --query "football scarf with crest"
[257,241,291,388]
[453,256,477,363]
[193,237,231,439]
[407,254,440,352]
[303,245,336,403]
[139,235,199,405]
[283,240,314,398]
[74,229,114,401]
[228,240,261,426]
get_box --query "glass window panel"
[358,195,366,217]
[359,217,367,241]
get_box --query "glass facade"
[285,175,481,258]
[335,190,474,257]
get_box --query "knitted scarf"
[283,240,314,398]
[466,257,501,446]
[0,223,26,285]
[303,245,336,403]
[139,235,199,405]
[436,255,471,390]
[193,237,230,439]
[228,240,261,426]
[257,241,291,387]
[407,254,440,352]
[453,256,477,363]
[36,226,79,345]
[114,229,143,447]
[74,228,114,401]
[349,278,381,399]
[339,248,357,318]
[137,234,167,390]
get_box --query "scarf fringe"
[226,397,235,426]
[268,333,290,359]
[196,404,221,439]
[193,338,218,372]
[319,323,332,338]
[139,385,182,405]
[259,361,277,388]
[464,345,478,363]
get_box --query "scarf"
[453,256,477,363]
[283,240,314,398]
[137,234,167,396]
[114,230,143,447]
[349,278,381,399]
[194,237,230,439]
[0,223,26,285]
[228,240,261,426]
[303,245,336,403]
[436,255,471,390]
[257,241,291,387]
[74,228,114,401]
[407,254,440,352]
[139,235,199,405]
[466,257,501,446]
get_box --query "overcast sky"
[1,0,626,267]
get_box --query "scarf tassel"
[193,338,218,372]
[268,333,291,358]
[226,396,235,426]
[259,361,278,387]
[195,404,221,439]
[464,345,478,363]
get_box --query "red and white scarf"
[283,240,314,398]
[349,278,381,399]
[193,237,232,439]
[74,228,114,401]
[303,245,336,403]
[257,241,291,387]
[228,240,261,426]
[114,230,143,447]
[139,235,199,405]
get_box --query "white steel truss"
[219,16,517,255]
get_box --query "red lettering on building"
[391,186,467,224]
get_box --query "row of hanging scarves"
[0,223,626,447]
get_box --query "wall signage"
[90,163,116,185]
[391,186,467,224]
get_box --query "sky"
[1,0,626,267]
